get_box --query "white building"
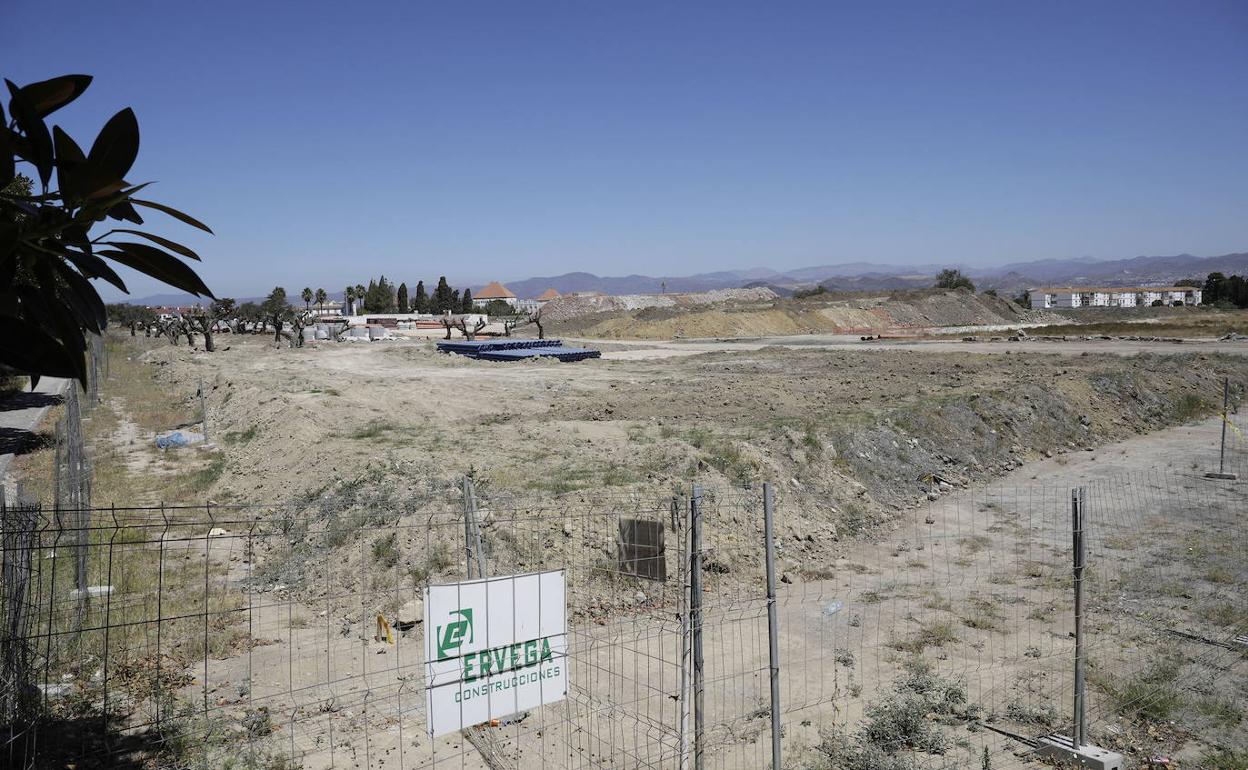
[311,300,345,318]
[476,281,519,308]
[1029,286,1201,310]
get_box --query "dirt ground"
[80,329,1242,512]
[545,289,1057,340]
[14,320,1248,769]
[151,415,1245,770]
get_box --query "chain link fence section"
[766,384,1248,769]
[0,380,1244,769]
[1,487,40,767]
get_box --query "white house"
[476,281,519,308]
[1029,286,1201,310]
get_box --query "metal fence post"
[199,376,209,443]
[463,476,474,579]
[690,485,704,770]
[462,476,484,579]
[763,483,782,770]
[677,494,691,770]
[1071,487,1087,749]
[1219,376,1229,476]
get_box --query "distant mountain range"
[502,253,1248,298]
[121,252,1248,306]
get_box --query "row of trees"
[1200,273,1248,308]
[107,285,321,352]
[346,276,506,315]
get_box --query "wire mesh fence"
[0,377,1245,769]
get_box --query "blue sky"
[8,1,1248,298]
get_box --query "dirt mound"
[552,289,1059,339]
[541,286,778,322]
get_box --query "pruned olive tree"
[1,74,214,385]
[529,305,545,340]
[262,287,289,344]
[287,309,314,348]
[453,315,486,340]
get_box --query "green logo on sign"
[436,609,473,660]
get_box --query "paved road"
[0,376,69,491]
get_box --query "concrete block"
[1034,735,1124,770]
[69,586,114,601]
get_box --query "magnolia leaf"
[19,75,92,118]
[62,249,128,293]
[52,125,88,200]
[109,229,200,260]
[130,198,214,234]
[0,316,82,379]
[101,242,213,298]
[5,79,53,188]
[0,103,12,185]
[106,199,145,224]
[87,107,140,188]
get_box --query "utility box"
[617,518,666,581]
[1035,735,1124,770]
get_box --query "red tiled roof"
[477,281,516,299]
[536,288,560,301]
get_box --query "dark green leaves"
[0,317,80,378]
[86,108,139,195]
[52,126,88,200]
[130,199,214,234]
[0,102,12,186]
[1,73,214,384]
[101,242,214,298]
[109,229,200,260]
[61,249,128,293]
[5,80,53,188]
[19,75,92,118]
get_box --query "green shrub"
[1200,748,1248,770]
[806,661,969,769]
[371,532,400,569]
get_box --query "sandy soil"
[169,415,1245,769]
[579,333,1248,361]
[110,332,1247,510]
[546,290,1055,340]
[52,327,1246,769]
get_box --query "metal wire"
[0,380,1244,769]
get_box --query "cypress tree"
[433,276,453,314]
[460,288,474,313]
[397,282,409,313]
[414,280,428,313]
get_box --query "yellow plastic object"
[376,613,395,644]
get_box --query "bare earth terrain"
[12,306,1248,769]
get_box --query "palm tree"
[301,287,313,311]
[355,284,366,314]
[344,286,356,316]
[315,288,327,315]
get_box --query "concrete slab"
[1035,735,1125,770]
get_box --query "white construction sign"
[424,570,567,737]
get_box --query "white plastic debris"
[69,586,114,601]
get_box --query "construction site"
[1,293,1246,770]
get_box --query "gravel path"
[0,377,68,490]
